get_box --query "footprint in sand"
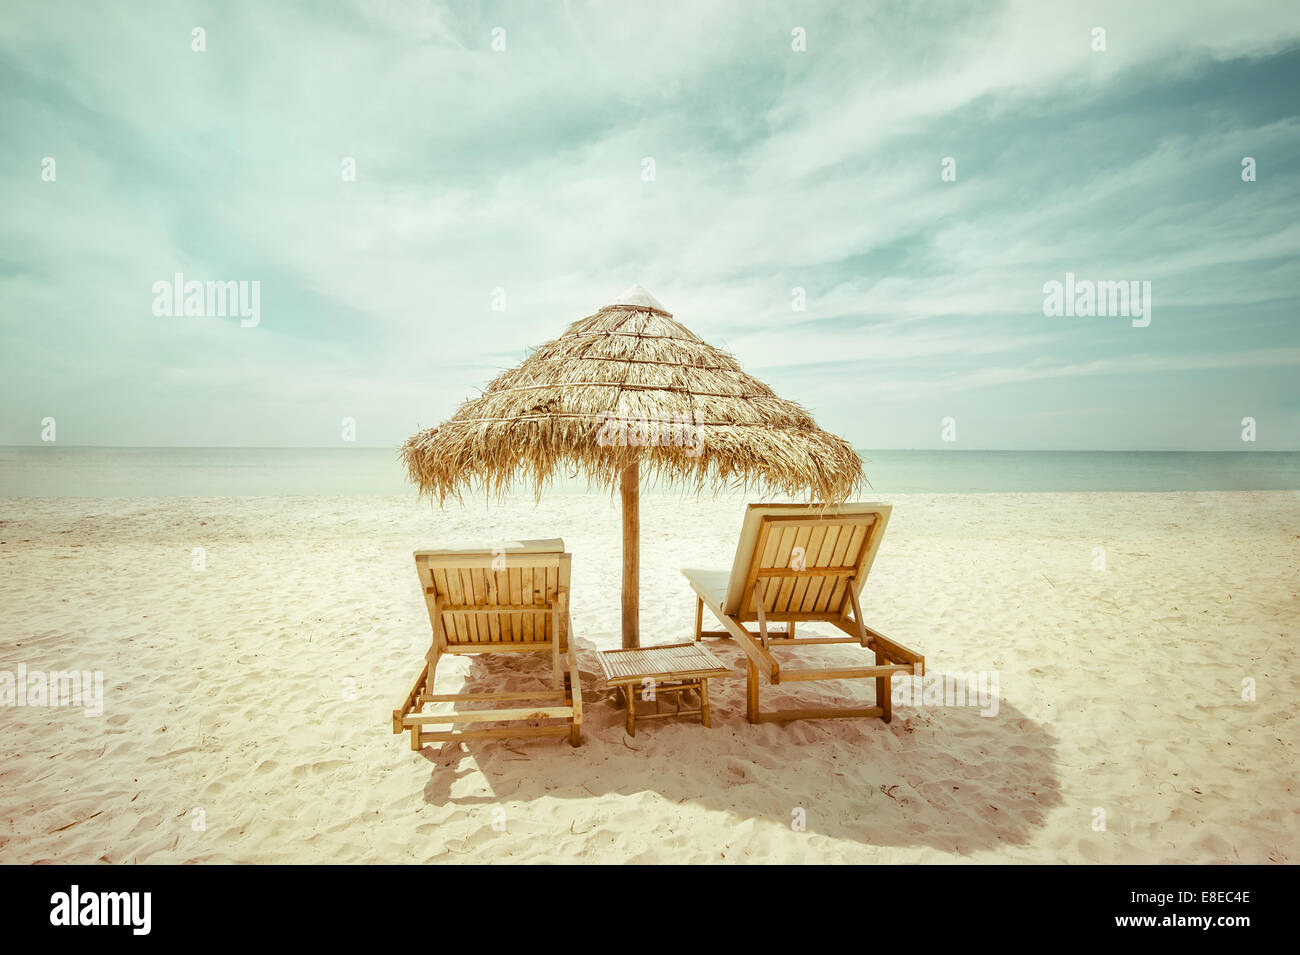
[290,759,348,781]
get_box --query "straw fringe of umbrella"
[401,300,863,503]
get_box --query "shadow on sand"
[415,638,1062,855]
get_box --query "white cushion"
[680,568,730,608]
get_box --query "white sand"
[0,491,1296,864]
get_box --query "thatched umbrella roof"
[402,286,862,503]
[402,286,862,648]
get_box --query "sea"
[1,447,1298,497]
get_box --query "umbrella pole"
[620,461,639,649]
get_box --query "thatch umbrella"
[402,285,862,648]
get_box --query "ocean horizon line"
[3,446,1298,496]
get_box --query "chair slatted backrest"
[722,504,891,621]
[413,540,571,649]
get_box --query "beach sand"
[0,491,1296,864]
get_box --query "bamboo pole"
[621,460,640,649]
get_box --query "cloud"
[1,0,1299,449]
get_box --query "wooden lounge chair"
[682,503,924,725]
[392,539,582,750]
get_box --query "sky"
[1,0,1298,451]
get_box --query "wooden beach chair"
[392,540,583,750]
[682,503,924,725]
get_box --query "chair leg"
[424,643,440,697]
[746,659,760,724]
[694,597,703,641]
[625,686,635,737]
[410,647,438,749]
[569,723,581,747]
[875,648,893,723]
[700,679,711,728]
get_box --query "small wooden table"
[598,643,733,736]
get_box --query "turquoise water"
[1,447,1298,497]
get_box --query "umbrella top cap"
[609,284,669,314]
